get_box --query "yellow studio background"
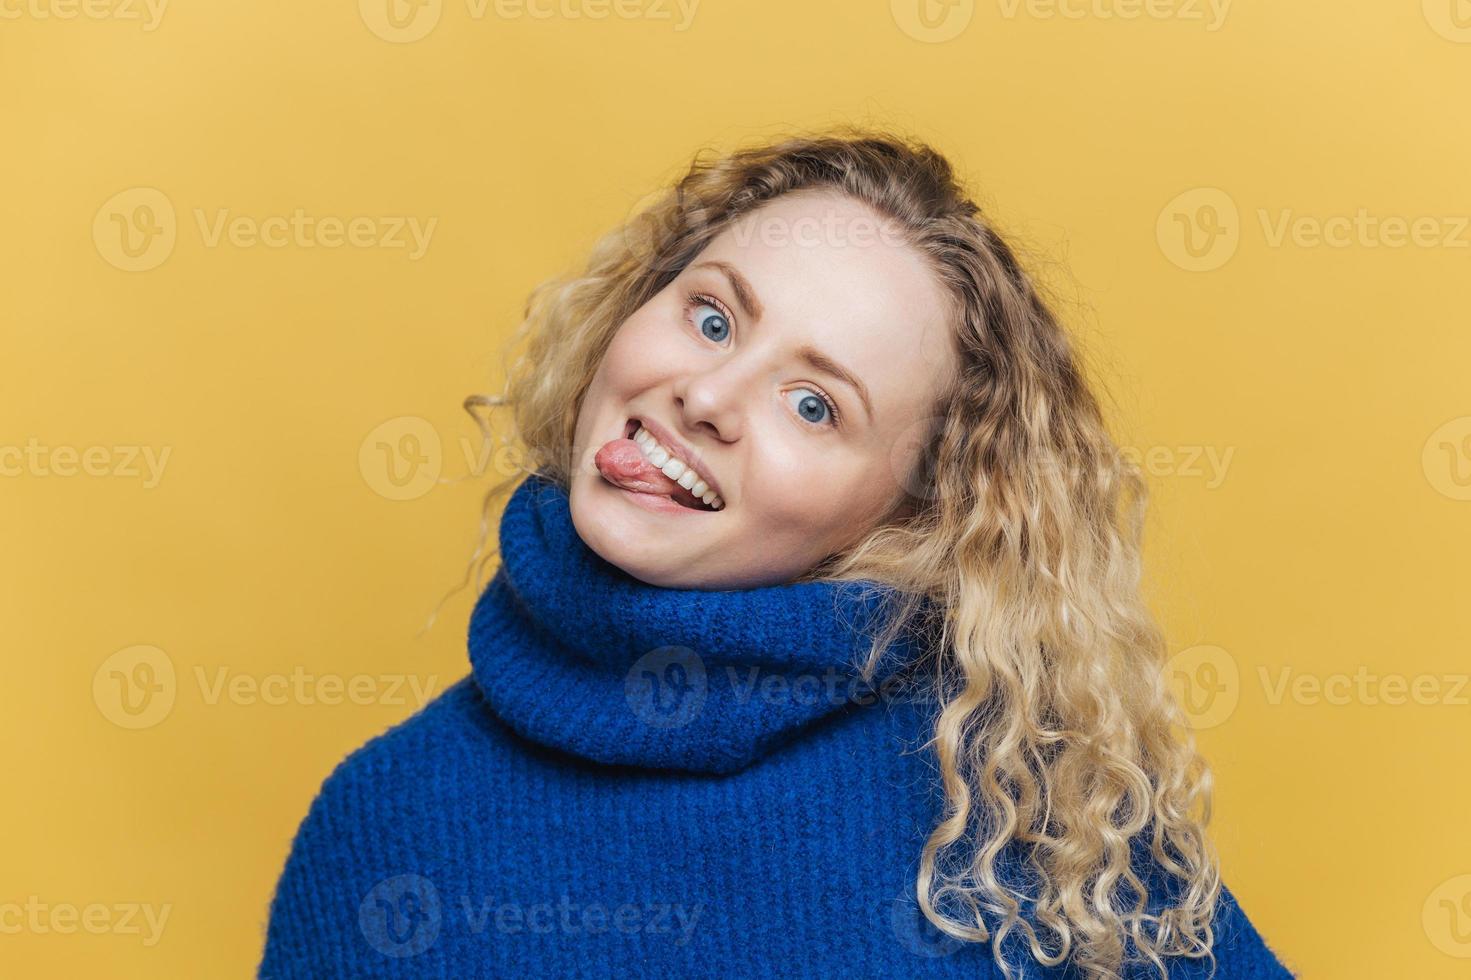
[2,0,1468,976]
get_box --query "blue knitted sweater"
[258,472,1297,979]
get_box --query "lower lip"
[603,478,713,516]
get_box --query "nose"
[672,357,750,443]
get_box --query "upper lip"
[633,415,724,501]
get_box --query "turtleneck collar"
[466,472,930,774]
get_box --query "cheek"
[599,313,681,390]
[744,454,878,544]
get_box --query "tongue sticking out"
[595,439,709,510]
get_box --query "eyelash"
[683,289,843,429]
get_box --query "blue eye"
[686,294,730,343]
[786,387,840,428]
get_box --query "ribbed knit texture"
[258,472,1298,979]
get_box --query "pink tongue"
[595,439,685,498]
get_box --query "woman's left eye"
[686,293,731,343]
[786,387,840,428]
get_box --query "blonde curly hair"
[454,125,1222,980]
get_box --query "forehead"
[691,189,956,418]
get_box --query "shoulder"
[256,675,502,978]
[1122,848,1296,980]
[278,674,502,832]
[1194,880,1298,980]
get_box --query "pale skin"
[568,187,959,590]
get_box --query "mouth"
[622,416,723,512]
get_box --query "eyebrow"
[797,345,874,425]
[692,260,764,323]
[691,259,876,425]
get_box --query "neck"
[466,472,930,773]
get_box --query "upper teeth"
[633,425,723,510]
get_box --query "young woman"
[259,128,1297,979]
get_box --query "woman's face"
[568,187,957,590]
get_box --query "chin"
[568,482,671,586]
[585,536,687,589]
